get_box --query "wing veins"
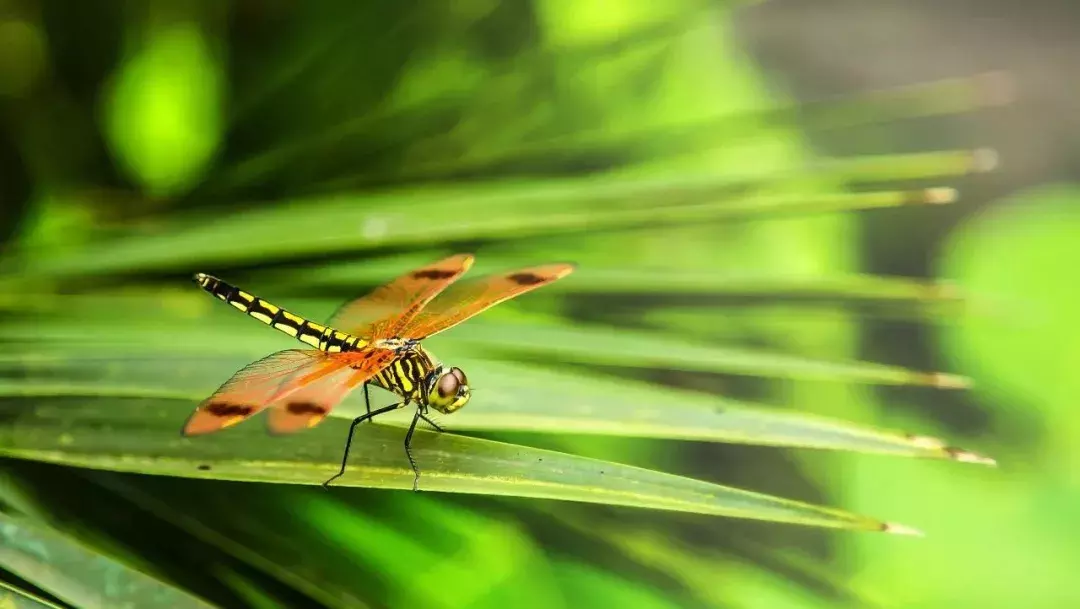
[326,254,474,339]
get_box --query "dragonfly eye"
[436,372,460,399]
[449,367,467,386]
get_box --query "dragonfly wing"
[265,348,398,434]
[326,253,474,338]
[398,263,575,340]
[183,349,334,436]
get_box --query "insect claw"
[321,472,340,489]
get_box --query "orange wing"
[326,253,474,339]
[397,263,575,340]
[265,348,398,434]
[183,348,395,436]
[184,350,330,436]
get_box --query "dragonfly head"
[427,366,470,414]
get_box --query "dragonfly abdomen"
[193,273,365,353]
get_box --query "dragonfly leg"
[404,408,422,491]
[323,401,405,489]
[419,412,444,433]
[363,383,372,420]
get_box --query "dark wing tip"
[503,263,575,287]
[552,262,577,276]
[536,262,577,280]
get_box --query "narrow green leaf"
[93,475,560,609]
[543,505,880,609]
[0,353,993,465]
[0,512,213,609]
[442,320,970,388]
[8,174,953,278]
[272,252,964,303]
[805,72,1013,131]
[0,579,64,609]
[552,559,686,609]
[0,396,915,533]
[0,293,969,389]
[361,358,992,464]
[814,149,996,184]
[316,118,989,187]
[293,75,1003,191]
[86,473,374,609]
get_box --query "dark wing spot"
[507,272,546,285]
[286,402,329,416]
[412,269,457,280]
[206,403,256,417]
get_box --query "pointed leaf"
[0,396,915,533]
[0,512,214,609]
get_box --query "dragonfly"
[184,254,574,490]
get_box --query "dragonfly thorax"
[367,349,471,413]
[425,365,471,414]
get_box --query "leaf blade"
[0,396,913,533]
[0,512,214,609]
[0,349,993,465]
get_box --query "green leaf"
[541,503,883,609]
[553,559,686,609]
[6,174,952,279]
[367,358,991,463]
[85,474,374,609]
[0,326,992,465]
[0,396,917,534]
[266,251,966,304]
[804,72,1012,131]
[0,511,213,609]
[442,320,969,388]
[0,292,968,390]
[0,579,64,609]
[94,475,562,609]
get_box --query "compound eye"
[450,367,467,386]
[437,373,460,399]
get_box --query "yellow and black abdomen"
[193,273,360,353]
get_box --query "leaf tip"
[970,148,999,173]
[906,434,946,450]
[921,187,958,205]
[945,446,997,466]
[907,435,995,465]
[882,522,924,537]
[920,372,972,389]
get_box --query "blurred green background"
[0,1,1075,607]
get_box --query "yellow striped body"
[195,273,367,352]
[194,273,435,401]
